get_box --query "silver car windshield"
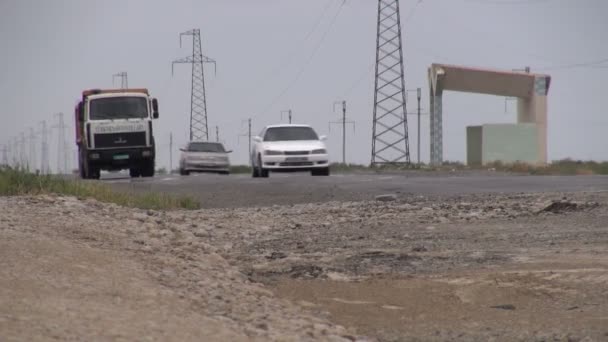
[89,97,148,120]
[188,142,226,153]
[263,127,318,142]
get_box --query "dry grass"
[0,167,200,210]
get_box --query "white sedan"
[251,124,330,178]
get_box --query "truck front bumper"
[88,147,154,166]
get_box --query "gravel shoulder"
[0,196,358,342]
[1,190,607,341]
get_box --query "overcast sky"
[1,0,606,171]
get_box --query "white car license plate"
[285,157,308,162]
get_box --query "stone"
[375,194,397,202]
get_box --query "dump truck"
[75,88,159,179]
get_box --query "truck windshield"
[264,127,318,142]
[89,97,148,120]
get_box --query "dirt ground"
[1,190,607,341]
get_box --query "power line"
[464,0,555,4]
[258,0,347,120]
[262,0,336,81]
[534,58,608,71]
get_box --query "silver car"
[179,141,231,175]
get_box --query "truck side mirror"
[78,103,84,121]
[152,98,159,119]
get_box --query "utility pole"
[247,118,252,160]
[19,132,26,169]
[406,88,430,166]
[216,126,220,142]
[28,127,37,172]
[1,144,8,166]
[416,88,421,166]
[329,100,355,164]
[172,28,217,141]
[371,0,411,166]
[40,120,50,174]
[281,109,293,124]
[238,118,253,163]
[113,71,129,89]
[12,136,19,167]
[169,132,173,173]
[53,112,68,174]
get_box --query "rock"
[490,304,516,310]
[132,212,148,222]
[538,200,578,214]
[266,251,287,260]
[375,194,397,202]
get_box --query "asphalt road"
[103,171,608,208]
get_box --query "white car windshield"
[188,142,226,153]
[264,127,318,142]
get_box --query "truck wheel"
[141,160,155,178]
[129,168,141,178]
[179,168,190,176]
[79,161,86,179]
[86,164,100,179]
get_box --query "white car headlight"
[264,150,283,155]
[311,148,327,154]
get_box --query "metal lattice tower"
[113,71,129,89]
[172,29,216,141]
[371,0,411,166]
[40,120,50,174]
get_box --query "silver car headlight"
[264,150,283,155]
[311,148,327,154]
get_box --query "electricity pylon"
[371,0,411,166]
[172,29,217,141]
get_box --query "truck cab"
[75,88,159,179]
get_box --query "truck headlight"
[142,150,152,157]
[264,150,283,155]
[312,149,327,154]
[90,153,100,160]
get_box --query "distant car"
[251,124,330,178]
[179,141,231,175]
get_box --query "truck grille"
[94,132,146,149]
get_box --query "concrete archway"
[428,63,551,165]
